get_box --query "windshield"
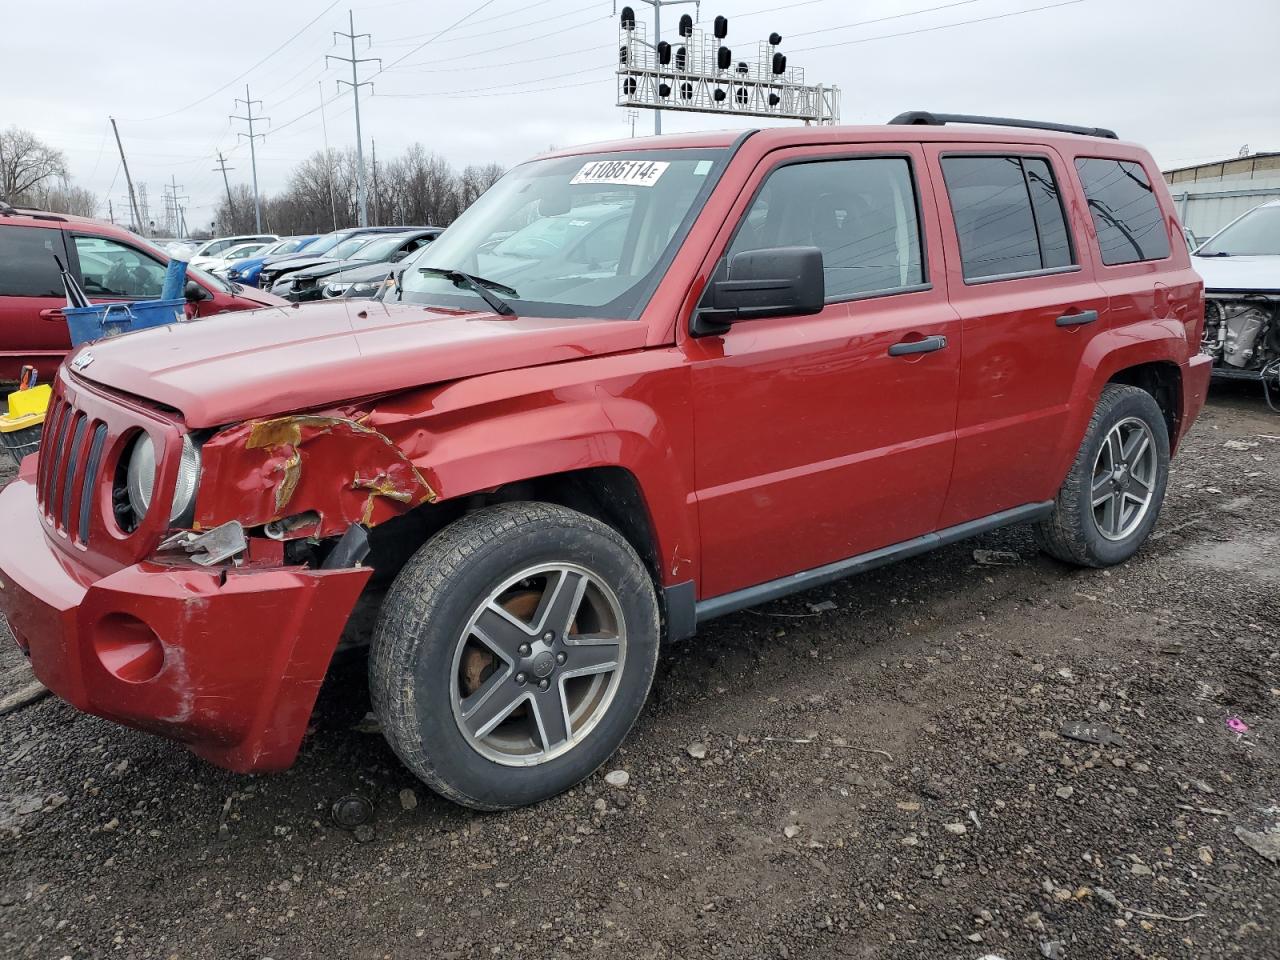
[353,235,411,261]
[395,148,726,318]
[262,237,306,257]
[1197,204,1280,257]
[330,235,376,260]
[304,233,347,255]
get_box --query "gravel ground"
[1,384,1277,960]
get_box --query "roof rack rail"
[10,207,68,222]
[888,111,1118,140]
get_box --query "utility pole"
[108,198,115,225]
[319,81,338,230]
[230,85,268,232]
[635,0,699,134]
[109,117,143,232]
[328,10,380,228]
[212,152,236,232]
[371,138,379,226]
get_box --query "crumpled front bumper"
[0,469,371,772]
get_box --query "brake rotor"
[460,589,541,695]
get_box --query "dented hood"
[71,300,648,427]
[1192,254,1280,294]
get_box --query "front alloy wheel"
[370,502,660,810]
[451,564,627,765]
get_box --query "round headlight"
[125,434,201,524]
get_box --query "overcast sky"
[4,0,1277,231]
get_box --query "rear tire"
[1034,384,1170,568]
[369,502,660,810]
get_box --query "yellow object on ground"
[5,383,50,420]
[0,384,51,464]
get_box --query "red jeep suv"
[0,114,1210,810]
[0,206,285,381]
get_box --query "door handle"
[1056,309,1099,327]
[39,308,65,321]
[888,334,948,357]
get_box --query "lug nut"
[518,643,532,656]
[556,652,567,665]
[538,678,550,691]
[515,673,528,685]
[543,631,554,641]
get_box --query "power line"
[120,0,342,122]
[791,0,1085,53]
[375,0,506,76]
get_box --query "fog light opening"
[94,613,164,683]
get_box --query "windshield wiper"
[418,267,518,316]
[1197,250,1233,257]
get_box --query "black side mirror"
[184,280,213,302]
[693,246,824,336]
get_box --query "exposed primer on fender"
[196,414,438,537]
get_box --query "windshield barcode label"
[570,160,670,187]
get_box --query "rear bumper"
[0,475,371,772]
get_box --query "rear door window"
[941,155,1076,281]
[727,156,927,300]
[1074,157,1171,265]
[0,226,64,297]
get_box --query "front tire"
[1034,384,1170,567]
[369,502,660,810]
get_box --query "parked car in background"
[0,206,286,380]
[223,235,320,287]
[0,116,1210,811]
[188,233,276,262]
[324,243,432,299]
[256,226,436,290]
[1183,226,1200,252]
[154,238,198,259]
[277,229,441,301]
[1193,199,1280,389]
[192,240,271,274]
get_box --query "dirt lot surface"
[1,385,1278,960]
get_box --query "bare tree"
[0,127,69,204]
[28,178,97,217]
[204,144,505,236]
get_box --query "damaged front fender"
[194,412,438,538]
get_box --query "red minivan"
[0,206,286,381]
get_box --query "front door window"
[73,236,166,299]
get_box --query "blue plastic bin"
[64,299,186,347]
[161,260,188,301]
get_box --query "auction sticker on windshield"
[570,159,670,187]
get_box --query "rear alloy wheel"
[370,502,659,810]
[1034,384,1170,567]
[1090,417,1158,541]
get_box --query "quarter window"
[941,155,1075,281]
[0,226,64,298]
[1075,157,1171,265]
[727,157,926,300]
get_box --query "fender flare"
[1050,319,1188,481]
